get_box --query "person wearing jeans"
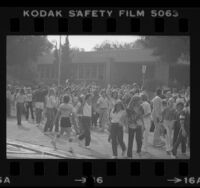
[78,94,92,148]
[15,88,26,126]
[97,90,109,132]
[110,101,126,158]
[127,126,143,157]
[44,88,57,133]
[7,86,12,118]
[152,89,164,147]
[33,86,47,126]
[161,98,176,154]
[25,88,34,121]
[126,95,144,158]
[171,99,190,158]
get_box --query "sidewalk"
[6,117,190,159]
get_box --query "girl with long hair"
[109,101,126,158]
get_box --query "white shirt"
[152,96,162,118]
[46,96,57,108]
[141,101,151,120]
[83,102,92,117]
[97,96,109,109]
[26,93,32,102]
[110,109,125,124]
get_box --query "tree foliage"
[140,36,190,63]
[93,39,144,51]
[7,36,53,66]
[7,36,53,84]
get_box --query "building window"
[98,63,105,80]
[79,64,83,79]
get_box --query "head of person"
[176,99,185,112]
[72,96,79,104]
[63,95,70,104]
[162,99,168,108]
[111,90,118,99]
[113,101,124,113]
[7,85,11,90]
[128,95,141,111]
[85,93,92,103]
[64,87,71,94]
[166,90,172,98]
[26,87,31,94]
[140,93,148,102]
[185,99,190,113]
[48,88,55,96]
[101,89,106,98]
[156,88,162,97]
[168,97,175,108]
[20,88,25,95]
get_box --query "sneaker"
[137,152,142,158]
[166,151,171,155]
[170,153,176,159]
[68,147,74,153]
[78,140,84,147]
[111,156,118,159]
[154,142,165,147]
[181,153,188,158]
[85,145,91,149]
[51,140,57,150]
[122,149,126,157]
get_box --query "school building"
[36,49,190,87]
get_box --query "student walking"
[97,90,109,132]
[171,99,190,158]
[44,88,57,133]
[78,94,93,148]
[152,89,165,147]
[141,93,152,153]
[25,87,34,122]
[161,97,176,154]
[51,95,76,149]
[15,88,26,126]
[33,86,48,126]
[126,95,144,158]
[109,101,126,158]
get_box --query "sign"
[142,65,147,74]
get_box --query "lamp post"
[141,65,146,90]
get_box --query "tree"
[7,36,53,66]
[141,36,190,64]
[7,36,53,84]
[93,38,144,51]
[60,36,72,83]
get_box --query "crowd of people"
[6,81,190,159]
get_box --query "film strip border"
[0,12,192,187]
[0,160,190,186]
[8,17,189,34]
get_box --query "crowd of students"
[6,82,190,159]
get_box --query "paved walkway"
[6,117,190,159]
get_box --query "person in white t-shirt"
[97,90,109,132]
[44,88,57,133]
[141,93,152,153]
[78,94,93,148]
